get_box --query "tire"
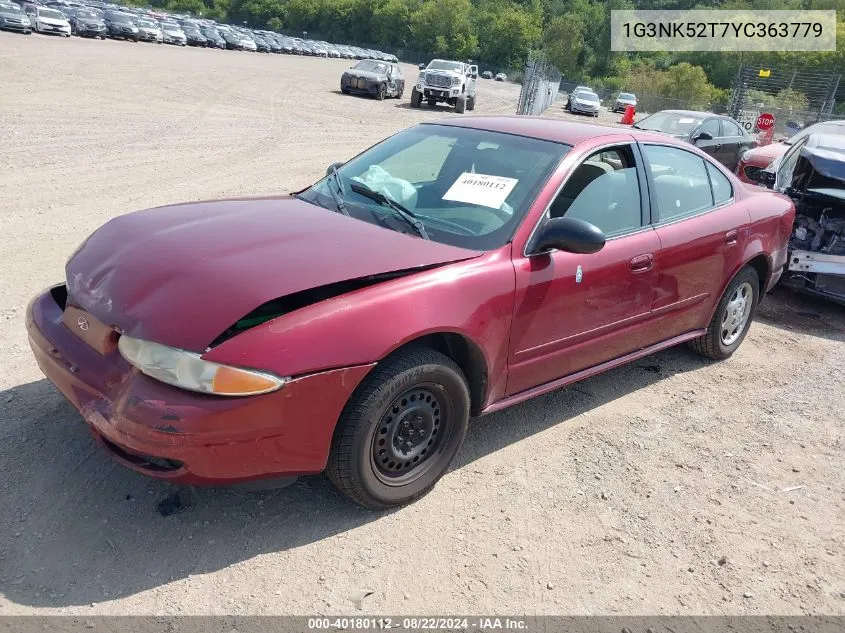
[454,95,466,113]
[466,95,475,111]
[376,83,386,101]
[341,86,350,94]
[410,87,421,108]
[325,347,470,509]
[689,266,759,360]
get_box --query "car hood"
[65,196,481,352]
[345,70,383,80]
[746,141,789,167]
[39,16,68,24]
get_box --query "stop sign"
[756,112,775,131]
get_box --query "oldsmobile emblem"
[77,316,89,331]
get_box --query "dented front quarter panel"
[202,246,517,408]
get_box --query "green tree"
[410,0,478,58]
[543,12,584,79]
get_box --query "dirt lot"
[1,31,844,617]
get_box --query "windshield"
[299,124,569,250]
[1,4,23,12]
[137,19,156,27]
[109,12,134,22]
[576,92,600,102]
[618,93,635,100]
[427,60,463,72]
[77,9,101,18]
[39,8,65,18]
[202,28,218,36]
[354,60,388,74]
[636,111,705,135]
[161,22,179,29]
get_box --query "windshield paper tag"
[443,172,518,209]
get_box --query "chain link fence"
[727,63,842,140]
[516,52,562,116]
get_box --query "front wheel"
[410,87,421,108]
[326,347,470,509]
[466,95,475,111]
[454,95,466,113]
[689,266,759,360]
[376,83,386,100]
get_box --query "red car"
[26,117,795,509]
[736,119,845,184]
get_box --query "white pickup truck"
[411,59,478,113]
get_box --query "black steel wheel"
[370,383,452,485]
[326,347,470,509]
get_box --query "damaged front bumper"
[785,250,845,304]
[783,197,845,303]
[26,286,374,486]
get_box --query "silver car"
[612,92,637,113]
[569,90,601,117]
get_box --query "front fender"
[202,247,516,402]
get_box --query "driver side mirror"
[526,216,606,256]
[692,131,713,144]
[326,161,344,176]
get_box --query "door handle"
[629,253,654,273]
[724,230,738,245]
[714,144,722,150]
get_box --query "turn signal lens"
[118,334,286,396]
[212,365,281,396]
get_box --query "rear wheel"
[689,266,759,360]
[326,348,470,509]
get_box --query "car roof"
[428,116,678,146]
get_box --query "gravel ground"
[1,31,844,617]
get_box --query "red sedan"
[26,117,795,509]
[736,119,845,183]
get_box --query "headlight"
[118,334,287,396]
[451,76,460,86]
[740,150,753,163]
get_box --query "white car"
[239,34,257,51]
[495,72,507,81]
[136,18,162,42]
[159,21,185,45]
[33,6,71,36]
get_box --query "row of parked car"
[0,0,400,61]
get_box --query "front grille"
[426,73,452,88]
[356,77,366,89]
[744,165,762,181]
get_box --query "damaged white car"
[753,132,845,303]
